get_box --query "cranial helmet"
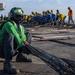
[9,7,24,21]
[68,7,71,9]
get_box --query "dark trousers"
[0,32,32,62]
[68,16,74,24]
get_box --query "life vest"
[68,9,73,16]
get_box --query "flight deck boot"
[16,53,32,62]
[3,62,20,74]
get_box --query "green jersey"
[0,20,26,47]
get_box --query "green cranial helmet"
[10,7,24,15]
[9,7,24,21]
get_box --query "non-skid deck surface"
[0,61,57,75]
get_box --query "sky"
[0,0,75,20]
